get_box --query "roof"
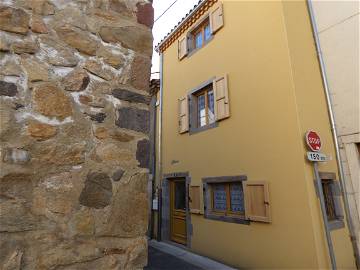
[155,0,217,53]
[149,79,160,96]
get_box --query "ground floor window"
[212,182,245,216]
[318,172,344,230]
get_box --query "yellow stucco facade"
[152,0,356,268]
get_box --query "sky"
[151,0,200,79]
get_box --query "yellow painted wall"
[156,0,356,268]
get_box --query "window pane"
[195,32,203,48]
[204,24,211,41]
[207,90,215,124]
[213,184,227,211]
[230,183,245,213]
[322,181,336,221]
[198,94,206,127]
[175,181,186,210]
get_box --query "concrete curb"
[148,240,237,270]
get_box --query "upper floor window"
[195,84,215,127]
[191,18,212,50]
[178,75,230,135]
[178,2,224,60]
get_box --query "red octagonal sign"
[305,130,322,152]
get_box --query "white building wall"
[312,0,360,252]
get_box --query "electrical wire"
[154,0,179,24]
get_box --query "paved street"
[145,246,203,270]
[145,240,236,270]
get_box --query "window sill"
[204,212,250,225]
[328,219,344,231]
[189,122,218,135]
[187,36,214,58]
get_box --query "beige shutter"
[210,2,224,34]
[213,75,230,121]
[244,181,271,223]
[178,36,188,60]
[189,186,201,214]
[178,96,189,133]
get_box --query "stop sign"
[305,130,322,152]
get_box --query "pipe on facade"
[307,1,360,267]
[156,53,164,241]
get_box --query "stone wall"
[0,0,153,269]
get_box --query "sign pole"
[313,161,337,270]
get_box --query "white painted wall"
[312,0,360,252]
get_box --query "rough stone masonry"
[0,0,153,269]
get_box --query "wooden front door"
[170,179,187,245]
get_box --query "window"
[178,75,229,135]
[212,182,245,216]
[318,172,344,230]
[190,18,212,51]
[322,180,337,221]
[177,2,224,60]
[195,85,215,127]
[202,176,271,224]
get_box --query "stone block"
[112,88,150,104]
[99,26,152,56]
[136,139,150,169]
[27,120,57,141]
[0,81,17,97]
[0,6,30,35]
[56,24,100,56]
[79,172,113,209]
[129,54,151,91]
[32,83,73,120]
[62,68,90,92]
[30,15,48,33]
[84,59,114,81]
[136,2,154,28]
[116,107,149,134]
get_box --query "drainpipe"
[307,1,360,267]
[157,53,164,241]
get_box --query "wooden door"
[170,179,187,245]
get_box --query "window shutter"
[189,186,201,214]
[213,75,230,121]
[331,181,344,220]
[178,96,189,133]
[210,2,224,34]
[178,36,188,60]
[244,181,271,223]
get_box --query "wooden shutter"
[331,181,344,220]
[178,96,189,133]
[189,186,201,214]
[244,181,271,223]
[178,36,188,60]
[213,75,230,121]
[210,2,224,34]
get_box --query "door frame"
[161,172,192,248]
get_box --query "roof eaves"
[155,0,206,53]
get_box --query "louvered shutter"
[244,181,271,223]
[178,96,189,133]
[210,2,224,34]
[178,36,188,60]
[331,181,344,220]
[213,75,230,121]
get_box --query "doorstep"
[148,240,237,270]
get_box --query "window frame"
[187,16,214,57]
[194,85,215,128]
[317,172,345,230]
[188,77,218,135]
[203,175,249,225]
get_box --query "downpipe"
[157,53,164,241]
[307,0,360,267]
